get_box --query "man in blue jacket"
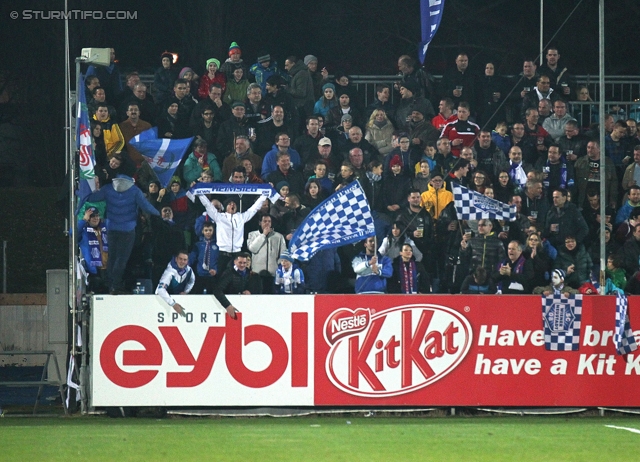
[82,174,160,294]
[352,237,393,294]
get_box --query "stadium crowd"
[76,45,640,311]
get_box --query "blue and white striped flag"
[418,0,446,64]
[289,181,375,261]
[453,184,516,221]
[128,127,193,187]
[614,293,638,355]
[542,294,582,351]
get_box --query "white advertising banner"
[91,295,314,407]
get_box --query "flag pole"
[598,0,606,293]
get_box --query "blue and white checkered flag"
[542,294,583,351]
[614,293,638,355]
[289,180,375,261]
[454,184,516,221]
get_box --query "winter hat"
[412,100,429,117]
[341,114,353,123]
[279,251,294,263]
[228,42,241,56]
[304,55,318,66]
[257,54,271,63]
[87,207,100,218]
[169,176,181,187]
[206,58,220,69]
[178,67,194,79]
[223,198,237,209]
[390,155,403,168]
[161,51,173,61]
[322,83,335,93]
[552,269,566,281]
[276,181,290,192]
[400,80,418,95]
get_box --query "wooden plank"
[0,294,47,306]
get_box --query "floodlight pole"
[598,0,606,292]
[539,0,544,60]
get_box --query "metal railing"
[137,73,640,115]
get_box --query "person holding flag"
[128,127,194,188]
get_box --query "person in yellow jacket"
[93,103,124,157]
[420,171,453,220]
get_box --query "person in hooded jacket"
[80,174,160,293]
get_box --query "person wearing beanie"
[153,51,178,106]
[249,53,287,96]
[533,268,578,297]
[326,89,362,130]
[220,41,248,81]
[382,154,412,216]
[395,80,435,132]
[177,66,199,101]
[274,251,306,294]
[198,58,226,99]
[304,54,330,100]
[312,82,337,118]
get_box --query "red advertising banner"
[90,294,640,407]
[314,295,640,407]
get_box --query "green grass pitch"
[1,415,639,461]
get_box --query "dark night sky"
[3,0,639,75]
[1,0,639,185]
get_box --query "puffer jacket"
[82,175,160,232]
[365,121,395,155]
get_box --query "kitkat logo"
[324,308,371,345]
[324,304,472,397]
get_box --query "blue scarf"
[170,257,189,277]
[543,158,572,190]
[86,224,108,268]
